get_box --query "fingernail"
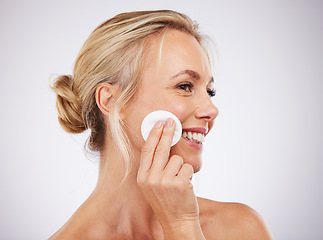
[165,118,174,127]
[154,120,163,128]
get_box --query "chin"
[186,156,202,173]
[170,141,203,173]
[182,154,202,173]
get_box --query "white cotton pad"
[141,110,182,146]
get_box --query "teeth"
[197,133,203,142]
[187,131,192,140]
[182,131,205,143]
[192,132,197,141]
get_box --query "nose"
[194,95,219,122]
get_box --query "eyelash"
[207,89,216,97]
[177,83,194,92]
[177,83,216,97]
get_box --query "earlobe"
[95,83,117,115]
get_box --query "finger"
[163,155,183,178]
[177,163,194,181]
[138,120,164,174]
[150,118,175,172]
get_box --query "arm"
[237,205,274,240]
[205,203,274,240]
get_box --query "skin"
[49,30,273,240]
[124,29,217,174]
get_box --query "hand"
[137,118,199,229]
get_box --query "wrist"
[162,220,206,240]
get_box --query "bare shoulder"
[197,197,274,240]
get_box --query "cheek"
[125,90,192,146]
[139,90,192,122]
[166,100,192,123]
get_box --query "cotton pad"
[141,110,182,146]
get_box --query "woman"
[50,10,273,239]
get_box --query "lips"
[180,127,207,148]
[182,131,205,144]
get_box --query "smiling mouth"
[182,131,205,144]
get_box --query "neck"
[86,140,163,239]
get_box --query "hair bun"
[51,75,86,133]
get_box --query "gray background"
[1,0,322,239]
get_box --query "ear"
[95,82,119,116]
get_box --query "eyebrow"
[171,69,214,84]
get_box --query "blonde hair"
[51,10,209,179]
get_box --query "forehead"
[141,29,212,84]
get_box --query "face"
[123,29,218,172]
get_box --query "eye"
[207,89,216,97]
[177,82,194,92]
